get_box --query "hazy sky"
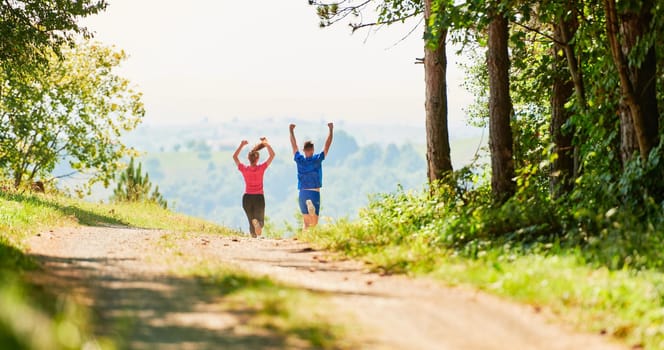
[81,0,474,127]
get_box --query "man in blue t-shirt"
[289,122,334,229]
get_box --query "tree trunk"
[556,15,585,110]
[487,7,515,202]
[554,5,582,180]
[620,0,658,162]
[619,102,639,163]
[550,37,575,197]
[13,170,22,189]
[604,0,659,161]
[424,0,453,183]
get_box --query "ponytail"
[248,141,265,165]
[252,143,266,153]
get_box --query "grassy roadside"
[0,191,236,237]
[0,191,237,349]
[154,233,356,349]
[299,220,664,350]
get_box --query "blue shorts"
[299,190,321,215]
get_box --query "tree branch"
[511,20,561,45]
[52,171,79,179]
[388,17,424,50]
[313,0,372,27]
[351,11,421,32]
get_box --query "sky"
[80,0,475,128]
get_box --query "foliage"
[0,0,107,72]
[307,0,664,243]
[305,152,664,269]
[419,0,664,233]
[310,0,422,30]
[112,158,167,209]
[0,41,144,190]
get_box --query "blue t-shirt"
[294,151,325,189]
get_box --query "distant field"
[146,151,233,184]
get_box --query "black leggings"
[242,194,265,235]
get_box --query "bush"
[113,158,167,208]
[304,157,664,272]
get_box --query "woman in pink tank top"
[233,138,275,237]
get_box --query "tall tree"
[550,47,575,196]
[310,0,454,183]
[549,10,577,195]
[0,42,144,189]
[424,0,453,181]
[604,0,659,162]
[487,2,515,201]
[552,2,585,110]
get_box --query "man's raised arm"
[323,122,334,156]
[289,124,299,155]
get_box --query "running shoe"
[252,219,262,237]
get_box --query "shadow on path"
[27,254,306,350]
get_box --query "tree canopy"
[0,42,144,189]
[0,0,107,72]
[310,0,664,251]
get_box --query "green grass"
[437,253,664,348]
[0,191,236,237]
[299,221,664,350]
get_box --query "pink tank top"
[238,162,268,194]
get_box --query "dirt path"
[26,226,626,350]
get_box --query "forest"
[303,0,664,269]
